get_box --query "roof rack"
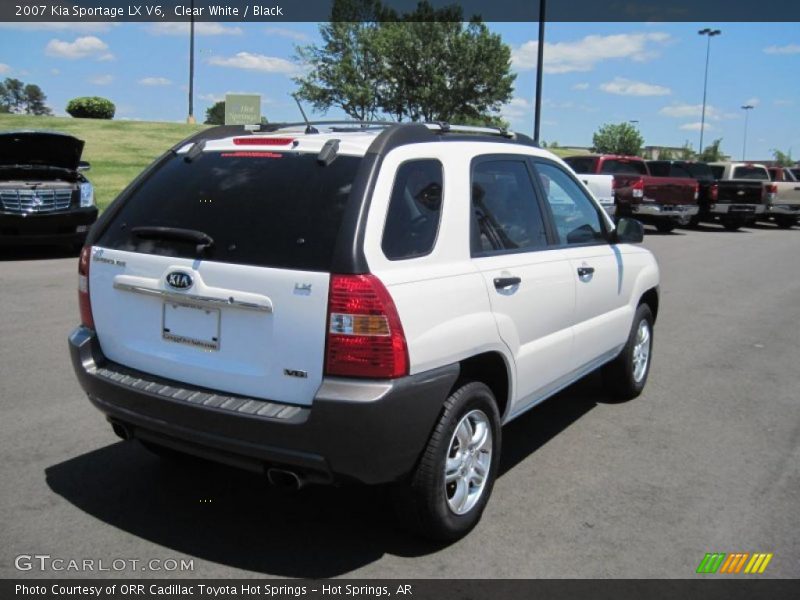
[175,120,537,153]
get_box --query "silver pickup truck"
[766,167,800,228]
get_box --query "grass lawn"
[0,114,207,210]
[1,114,588,210]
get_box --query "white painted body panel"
[363,141,659,423]
[89,247,329,405]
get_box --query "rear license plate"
[162,302,221,351]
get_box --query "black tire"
[394,381,501,542]
[688,215,701,228]
[655,221,675,233]
[775,216,797,229]
[602,304,654,401]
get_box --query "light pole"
[741,104,754,160]
[533,0,546,144]
[187,0,196,124]
[698,28,721,154]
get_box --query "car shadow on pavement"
[0,245,79,261]
[45,375,611,577]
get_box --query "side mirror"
[615,217,644,244]
[78,161,91,172]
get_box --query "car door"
[532,159,630,371]
[469,155,575,417]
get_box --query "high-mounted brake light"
[325,274,409,379]
[233,137,295,146]
[78,246,95,330]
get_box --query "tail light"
[325,274,409,379]
[765,183,777,202]
[693,182,699,200]
[631,178,644,198]
[710,183,719,202]
[78,246,95,330]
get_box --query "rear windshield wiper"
[131,226,214,254]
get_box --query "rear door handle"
[494,276,521,289]
[577,266,595,278]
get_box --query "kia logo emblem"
[165,271,193,290]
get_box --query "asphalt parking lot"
[1,223,799,579]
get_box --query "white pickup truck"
[567,171,615,217]
[766,167,800,228]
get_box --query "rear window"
[732,166,769,180]
[647,162,669,177]
[563,157,597,174]
[685,163,713,180]
[599,159,648,175]
[98,151,361,271]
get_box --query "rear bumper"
[0,207,97,245]
[766,204,800,216]
[630,204,699,218]
[709,203,765,215]
[68,326,458,485]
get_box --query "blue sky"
[0,20,797,159]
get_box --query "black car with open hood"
[0,131,97,247]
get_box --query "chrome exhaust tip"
[267,468,303,490]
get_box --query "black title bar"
[2,0,800,22]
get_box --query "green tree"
[679,141,696,160]
[591,122,644,156]
[294,0,385,121]
[0,78,26,113]
[0,79,53,115]
[205,101,225,125]
[658,148,674,160]
[376,4,515,122]
[699,138,723,162]
[771,149,794,167]
[0,82,8,113]
[294,0,515,124]
[22,84,52,115]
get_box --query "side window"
[381,159,443,260]
[535,162,607,246]
[471,159,548,255]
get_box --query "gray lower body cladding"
[68,326,459,484]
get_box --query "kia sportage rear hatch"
[89,146,361,406]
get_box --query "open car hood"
[0,131,85,171]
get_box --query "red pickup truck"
[564,154,699,232]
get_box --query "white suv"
[69,122,659,541]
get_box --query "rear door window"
[98,151,361,271]
[381,159,443,260]
[471,159,548,255]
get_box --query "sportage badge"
[165,271,193,290]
